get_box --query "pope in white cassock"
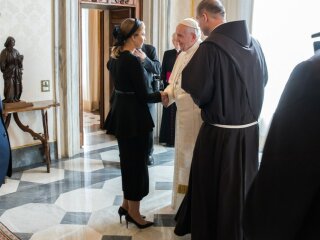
[163,18,203,210]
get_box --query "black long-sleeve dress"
[159,49,178,146]
[104,51,161,201]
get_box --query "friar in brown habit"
[174,1,268,239]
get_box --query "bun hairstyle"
[111,18,143,58]
[112,26,125,46]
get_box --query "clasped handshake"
[160,91,169,107]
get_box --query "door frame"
[78,0,143,147]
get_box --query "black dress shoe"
[147,155,154,165]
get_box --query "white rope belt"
[211,121,258,129]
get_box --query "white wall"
[168,0,254,47]
[168,0,195,49]
[252,0,320,150]
[0,0,55,148]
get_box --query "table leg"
[12,112,51,173]
[41,109,51,173]
[4,113,11,128]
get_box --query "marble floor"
[0,112,189,240]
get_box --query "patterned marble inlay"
[30,225,102,240]
[100,150,120,163]
[113,195,123,206]
[55,188,115,212]
[20,167,65,184]
[61,212,92,225]
[154,214,176,227]
[0,145,187,239]
[101,236,132,240]
[155,182,173,190]
[60,158,105,172]
[0,179,20,196]
[0,203,65,233]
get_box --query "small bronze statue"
[0,36,24,103]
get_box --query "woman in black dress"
[104,18,166,229]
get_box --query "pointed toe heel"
[125,214,154,229]
[118,207,127,224]
[118,206,146,224]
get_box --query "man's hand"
[160,91,169,107]
[133,48,147,62]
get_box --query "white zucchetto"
[179,18,200,30]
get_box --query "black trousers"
[117,134,149,201]
[147,103,156,157]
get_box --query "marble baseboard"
[11,142,58,170]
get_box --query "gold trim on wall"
[191,0,195,17]
[177,184,188,194]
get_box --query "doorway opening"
[81,8,113,149]
[79,3,139,150]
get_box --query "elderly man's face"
[176,24,195,52]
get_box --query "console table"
[2,100,60,173]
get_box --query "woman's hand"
[160,91,169,107]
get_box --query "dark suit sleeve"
[142,45,161,75]
[130,57,161,103]
[161,51,170,88]
[161,51,168,81]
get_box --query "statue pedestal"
[3,101,33,110]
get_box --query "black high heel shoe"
[125,214,154,229]
[118,207,127,224]
[118,207,146,224]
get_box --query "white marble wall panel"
[0,0,55,148]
